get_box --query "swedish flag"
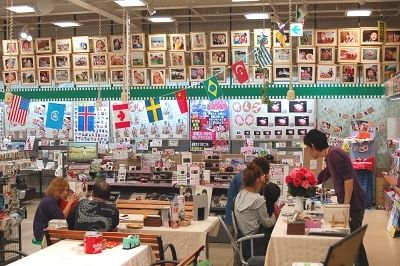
[145,98,164,123]
[203,76,223,101]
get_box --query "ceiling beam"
[66,0,123,24]
[188,7,207,22]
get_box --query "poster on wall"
[230,99,316,140]
[190,99,230,151]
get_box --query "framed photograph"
[109,53,125,68]
[148,51,166,67]
[72,54,90,69]
[338,47,360,63]
[298,29,314,46]
[211,66,226,83]
[273,65,291,81]
[254,29,272,48]
[190,32,206,50]
[21,71,36,85]
[35,38,52,54]
[210,49,228,65]
[54,55,70,68]
[232,48,248,64]
[54,69,71,83]
[339,64,358,83]
[315,29,337,46]
[131,52,146,67]
[132,68,147,86]
[20,56,35,70]
[297,47,316,63]
[298,64,316,83]
[2,40,19,55]
[318,47,336,64]
[190,51,205,66]
[189,67,206,81]
[92,69,108,83]
[110,35,124,52]
[169,67,186,82]
[210,32,229,48]
[363,64,381,84]
[382,63,399,81]
[170,34,186,51]
[91,53,108,69]
[151,69,166,86]
[72,36,89,53]
[55,39,72,54]
[361,27,381,45]
[36,55,52,69]
[386,28,400,45]
[273,48,290,63]
[273,30,290,47]
[131,33,145,51]
[317,65,337,81]
[253,66,272,83]
[110,69,124,83]
[383,45,399,62]
[170,51,186,66]
[73,69,90,84]
[338,28,360,46]
[361,47,380,63]
[231,30,250,47]
[3,56,19,70]
[3,71,18,84]
[93,37,108,53]
[38,69,52,85]
[148,34,167,50]
[19,39,34,54]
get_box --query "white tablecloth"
[9,240,153,266]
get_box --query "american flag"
[8,95,30,125]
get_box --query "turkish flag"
[231,60,249,84]
[112,103,131,129]
[175,89,188,113]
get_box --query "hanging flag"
[112,103,131,129]
[203,76,223,101]
[145,98,164,123]
[231,60,249,84]
[77,106,95,131]
[175,89,188,114]
[255,45,273,67]
[45,103,65,130]
[274,30,286,47]
[296,7,308,23]
[8,95,30,125]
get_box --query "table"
[265,207,342,266]
[8,239,154,266]
[119,216,220,260]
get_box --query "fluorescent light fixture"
[346,9,371,17]
[52,21,81,27]
[232,0,259,2]
[147,16,175,23]
[114,0,145,7]
[6,5,35,13]
[20,31,28,39]
[245,13,269,20]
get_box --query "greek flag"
[255,45,272,67]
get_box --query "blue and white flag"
[45,103,65,130]
[255,45,273,67]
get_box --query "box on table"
[287,221,305,235]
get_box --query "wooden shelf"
[88,181,175,188]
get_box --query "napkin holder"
[287,220,305,235]
[144,215,162,227]
[122,235,140,250]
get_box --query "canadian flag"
[112,103,131,129]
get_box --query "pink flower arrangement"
[285,167,317,197]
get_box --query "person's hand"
[68,193,79,204]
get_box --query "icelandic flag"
[45,103,65,130]
[77,106,95,131]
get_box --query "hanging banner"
[378,21,386,43]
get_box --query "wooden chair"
[149,245,205,266]
[117,199,193,218]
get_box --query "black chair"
[0,249,28,263]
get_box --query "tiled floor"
[19,200,400,266]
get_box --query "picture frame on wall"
[298,29,314,46]
[298,64,316,83]
[382,63,399,81]
[110,69,124,83]
[130,52,146,67]
[54,55,70,68]
[273,30,290,47]
[231,30,250,47]
[273,64,291,81]
[35,38,52,54]
[210,49,228,65]
[2,40,19,55]
[55,39,72,54]
[21,71,36,85]
[169,67,186,82]
[109,53,125,68]
[110,35,124,52]
[151,69,166,86]
[211,66,226,83]
[91,53,108,69]
[317,65,337,81]
[20,56,35,70]
[170,34,186,51]
[92,69,108,83]
[54,69,71,83]
[132,68,147,86]
[170,51,186,66]
[386,28,400,45]
[339,64,357,83]
[72,36,89,53]
[148,51,166,67]
[297,47,316,63]
[93,37,108,53]
[317,47,335,64]
[3,56,19,70]
[38,69,52,85]
[36,55,52,69]
[73,69,90,84]
[338,28,360,46]
[273,48,290,63]
[363,63,381,84]
[315,29,337,46]
[190,32,207,50]
[253,66,272,83]
[189,67,206,81]
[210,31,229,48]
[338,47,360,63]
[131,33,145,51]
[253,29,271,49]
[383,45,399,62]
[72,54,90,69]
[190,51,205,66]
[360,27,381,45]
[19,39,34,54]
[3,71,18,84]
[232,48,248,64]
[148,34,167,50]
[361,47,380,63]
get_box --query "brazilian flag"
[203,76,223,101]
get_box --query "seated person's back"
[67,181,119,231]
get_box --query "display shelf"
[383,173,399,187]
[88,181,176,188]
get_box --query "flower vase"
[295,196,304,213]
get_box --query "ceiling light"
[245,13,269,20]
[114,0,145,7]
[27,35,32,41]
[52,21,81,27]
[346,9,372,17]
[20,31,28,39]
[6,5,35,13]
[232,0,259,2]
[147,16,175,23]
